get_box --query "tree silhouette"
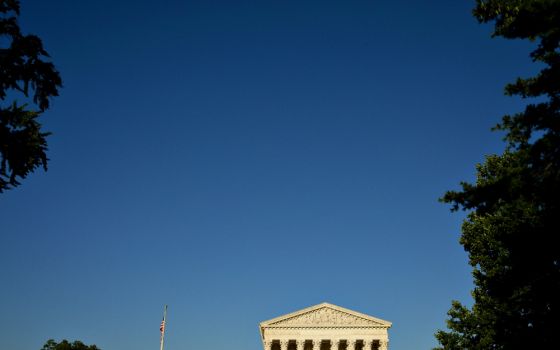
[435,1,560,349]
[0,0,62,192]
[41,339,100,350]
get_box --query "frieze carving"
[269,307,381,326]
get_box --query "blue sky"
[0,1,538,350]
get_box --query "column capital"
[312,340,321,350]
[331,339,339,350]
[263,341,273,350]
[379,340,388,350]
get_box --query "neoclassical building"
[259,303,392,350]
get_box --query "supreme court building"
[259,303,392,350]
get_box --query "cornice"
[260,302,392,328]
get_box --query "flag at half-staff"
[160,305,168,350]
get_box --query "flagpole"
[160,305,168,350]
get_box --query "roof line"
[259,302,392,327]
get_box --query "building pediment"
[260,302,391,328]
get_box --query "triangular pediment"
[260,302,391,328]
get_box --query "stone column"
[296,340,305,350]
[346,339,355,350]
[331,339,339,350]
[363,340,372,350]
[263,341,272,350]
[280,340,289,350]
[379,340,388,350]
[312,339,321,350]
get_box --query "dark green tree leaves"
[0,103,49,189]
[0,0,62,192]
[435,1,560,349]
[41,339,100,350]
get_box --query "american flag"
[160,319,166,336]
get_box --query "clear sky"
[0,1,538,350]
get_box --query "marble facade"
[259,303,392,350]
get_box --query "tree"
[0,0,62,192]
[434,1,560,349]
[41,339,100,350]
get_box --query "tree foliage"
[435,0,560,349]
[0,0,61,192]
[41,339,100,350]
